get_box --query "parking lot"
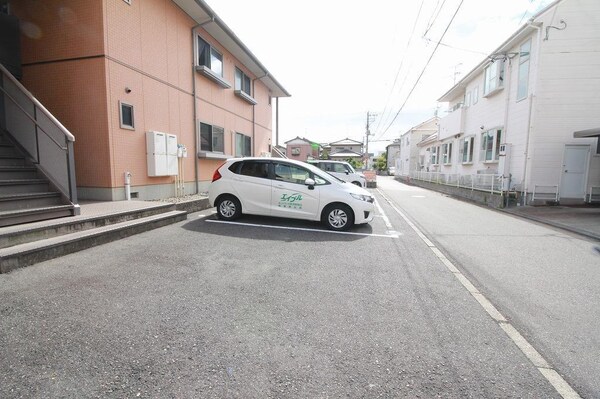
[0,187,564,398]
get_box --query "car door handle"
[275,184,285,188]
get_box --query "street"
[1,177,598,398]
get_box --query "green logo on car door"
[279,193,303,209]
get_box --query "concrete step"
[0,204,75,227]
[0,192,63,212]
[0,166,39,179]
[0,155,26,166]
[0,179,49,194]
[0,203,175,249]
[0,210,188,273]
[0,144,18,156]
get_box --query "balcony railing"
[0,63,78,208]
[409,170,505,194]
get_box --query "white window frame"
[483,59,505,97]
[234,67,257,105]
[480,128,503,162]
[460,136,474,163]
[200,122,224,154]
[516,39,531,101]
[196,36,231,88]
[472,86,479,104]
[430,146,439,165]
[235,132,252,157]
[442,142,453,165]
[464,91,471,108]
[119,101,134,130]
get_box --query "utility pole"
[365,111,377,169]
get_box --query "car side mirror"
[304,178,315,190]
[345,171,350,175]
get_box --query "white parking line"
[205,219,400,238]
[376,188,582,399]
[374,199,398,235]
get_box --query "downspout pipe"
[191,17,215,193]
[252,73,269,156]
[522,20,543,204]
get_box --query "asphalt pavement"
[0,181,585,398]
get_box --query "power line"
[423,0,449,38]
[372,0,426,136]
[380,0,465,137]
[422,37,487,55]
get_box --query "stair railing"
[0,63,78,210]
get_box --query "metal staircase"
[0,129,76,226]
[0,63,79,227]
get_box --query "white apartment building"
[423,0,600,203]
[397,117,439,176]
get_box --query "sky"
[208,0,554,154]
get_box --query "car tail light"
[212,169,222,182]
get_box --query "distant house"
[396,117,439,175]
[284,137,320,161]
[387,140,401,172]
[419,0,600,204]
[328,138,364,160]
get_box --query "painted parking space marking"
[374,198,398,235]
[376,188,582,399]
[205,219,400,238]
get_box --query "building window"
[480,128,503,162]
[291,147,301,156]
[473,87,479,104]
[442,142,453,164]
[517,40,531,101]
[483,60,504,96]
[460,136,474,163]
[464,91,471,107]
[119,101,134,130]
[200,122,224,153]
[430,146,439,165]
[198,37,223,77]
[235,68,251,96]
[235,133,252,157]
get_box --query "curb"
[501,209,600,242]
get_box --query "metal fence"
[408,171,505,194]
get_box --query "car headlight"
[358,174,365,179]
[350,193,374,203]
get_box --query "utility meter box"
[147,131,178,176]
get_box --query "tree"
[346,158,364,170]
[375,152,387,171]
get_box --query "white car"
[209,158,375,231]
[307,160,367,188]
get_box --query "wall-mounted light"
[125,87,132,94]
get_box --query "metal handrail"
[0,85,68,150]
[0,63,74,142]
[1,62,78,207]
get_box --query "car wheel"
[216,195,241,220]
[351,181,362,187]
[323,204,354,231]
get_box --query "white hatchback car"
[307,160,367,188]
[209,158,375,231]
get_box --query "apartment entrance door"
[560,145,589,199]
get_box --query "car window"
[274,163,310,184]
[332,163,347,173]
[239,161,269,178]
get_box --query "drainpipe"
[252,73,269,156]
[191,17,215,193]
[522,21,543,204]
[276,97,279,147]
